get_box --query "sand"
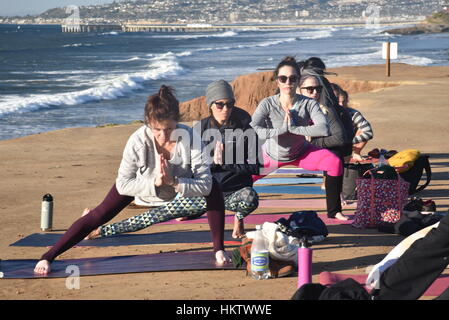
[1,63,448,300]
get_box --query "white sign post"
[382,42,398,77]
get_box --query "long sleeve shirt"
[250,94,329,162]
[116,124,212,206]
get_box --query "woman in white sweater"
[34,85,230,275]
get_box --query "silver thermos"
[41,194,53,231]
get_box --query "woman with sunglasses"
[189,79,261,238]
[34,85,230,275]
[250,56,348,221]
[297,67,354,220]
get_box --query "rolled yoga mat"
[10,230,239,248]
[319,271,449,297]
[0,251,243,279]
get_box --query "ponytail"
[144,85,181,124]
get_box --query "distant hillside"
[426,10,449,24]
[386,10,449,35]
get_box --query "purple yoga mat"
[319,271,449,297]
[160,213,354,226]
[0,251,242,279]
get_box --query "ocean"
[1,23,448,141]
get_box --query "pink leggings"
[253,144,343,218]
[253,144,342,181]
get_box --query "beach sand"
[0,63,448,300]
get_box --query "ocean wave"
[326,48,434,67]
[298,29,335,40]
[174,37,298,57]
[0,53,184,117]
[62,43,95,48]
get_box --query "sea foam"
[0,52,184,117]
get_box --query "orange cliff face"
[179,64,415,121]
[179,71,278,121]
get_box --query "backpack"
[399,155,431,195]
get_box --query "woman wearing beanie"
[250,56,348,221]
[192,79,261,238]
[34,85,230,275]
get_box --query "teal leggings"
[100,187,259,237]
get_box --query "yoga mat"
[159,213,354,226]
[319,271,449,297]
[259,199,357,209]
[10,230,239,248]
[254,177,323,185]
[254,185,325,195]
[273,168,321,175]
[0,251,242,279]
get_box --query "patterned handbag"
[352,167,410,229]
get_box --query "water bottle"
[41,194,53,231]
[250,225,270,280]
[297,237,312,288]
[377,150,388,167]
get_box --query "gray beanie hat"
[205,80,235,107]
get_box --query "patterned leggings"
[100,186,259,237]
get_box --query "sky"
[0,0,123,16]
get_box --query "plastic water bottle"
[377,150,388,167]
[41,194,53,231]
[250,225,270,280]
[297,237,312,288]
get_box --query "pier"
[61,21,420,33]
[61,24,122,33]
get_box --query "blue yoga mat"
[254,185,324,195]
[254,177,323,185]
[10,230,237,248]
[0,251,242,279]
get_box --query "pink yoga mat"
[159,213,354,226]
[319,271,449,297]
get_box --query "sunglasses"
[301,86,323,94]
[213,101,235,109]
[276,75,298,84]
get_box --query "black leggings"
[41,179,225,262]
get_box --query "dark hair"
[144,85,181,124]
[298,57,326,71]
[330,83,349,106]
[273,56,301,80]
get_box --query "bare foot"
[352,153,364,161]
[34,260,51,275]
[334,212,350,221]
[81,207,90,217]
[232,216,245,239]
[215,250,231,266]
[176,217,188,221]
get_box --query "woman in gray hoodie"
[34,85,230,275]
[250,56,347,220]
